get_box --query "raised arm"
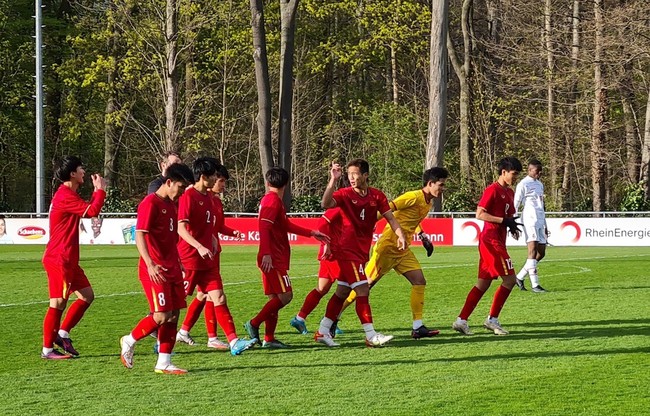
[322,163,342,209]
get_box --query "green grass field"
[0,244,648,415]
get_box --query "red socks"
[355,295,373,325]
[131,315,159,341]
[43,307,63,348]
[251,297,285,328]
[181,297,205,332]
[459,286,487,320]
[298,289,325,319]
[205,300,217,338]
[60,299,91,333]
[264,313,278,342]
[324,294,346,321]
[489,285,512,318]
[214,304,237,342]
[157,321,177,354]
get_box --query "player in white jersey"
[513,159,548,293]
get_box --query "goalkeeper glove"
[418,232,434,257]
[502,216,522,235]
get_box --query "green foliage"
[360,103,424,199]
[619,182,650,211]
[290,195,322,213]
[102,188,138,213]
[442,183,477,212]
[575,197,593,212]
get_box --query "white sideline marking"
[2,252,647,309]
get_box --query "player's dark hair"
[265,167,289,188]
[422,167,449,186]
[497,157,522,174]
[164,163,195,185]
[54,156,84,182]
[346,158,369,175]
[529,159,543,170]
[216,164,230,180]
[192,157,220,181]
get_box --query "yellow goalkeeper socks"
[410,285,426,321]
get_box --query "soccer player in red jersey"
[176,162,240,350]
[175,157,256,355]
[314,159,407,347]
[41,156,106,359]
[119,163,194,375]
[452,157,523,336]
[289,207,344,335]
[244,167,329,348]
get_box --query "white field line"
[2,253,647,309]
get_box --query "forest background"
[1,0,649,213]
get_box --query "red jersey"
[136,193,181,273]
[478,182,516,244]
[257,191,312,270]
[317,207,345,260]
[333,186,390,262]
[43,185,106,265]
[177,187,216,270]
[212,193,237,254]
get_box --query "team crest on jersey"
[199,201,204,205]
[351,200,358,204]
[162,209,167,214]
[501,194,505,199]
[370,201,377,206]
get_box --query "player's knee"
[50,298,66,310]
[278,292,293,305]
[537,252,545,261]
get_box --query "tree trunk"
[426,0,448,171]
[104,6,120,187]
[561,0,580,209]
[544,0,557,205]
[390,42,399,105]
[447,0,473,182]
[279,0,299,209]
[164,0,179,152]
[620,60,639,183]
[250,0,274,179]
[591,0,607,211]
[641,87,650,198]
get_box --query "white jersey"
[514,175,545,225]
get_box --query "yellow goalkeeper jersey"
[375,189,432,255]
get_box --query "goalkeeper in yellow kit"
[338,167,448,339]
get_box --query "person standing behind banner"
[148,151,182,194]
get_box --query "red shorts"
[261,268,292,295]
[183,267,223,296]
[139,264,187,312]
[318,259,340,282]
[478,238,515,279]
[336,260,368,289]
[43,260,91,299]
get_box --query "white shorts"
[523,223,547,244]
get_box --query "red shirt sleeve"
[62,189,106,218]
[287,220,313,238]
[136,196,154,232]
[177,190,191,223]
[375,189,390,215]
[478,184,496,214]
[258,197,278,257]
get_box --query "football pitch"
[0,244,648,415]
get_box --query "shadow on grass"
[184,345,650,373]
